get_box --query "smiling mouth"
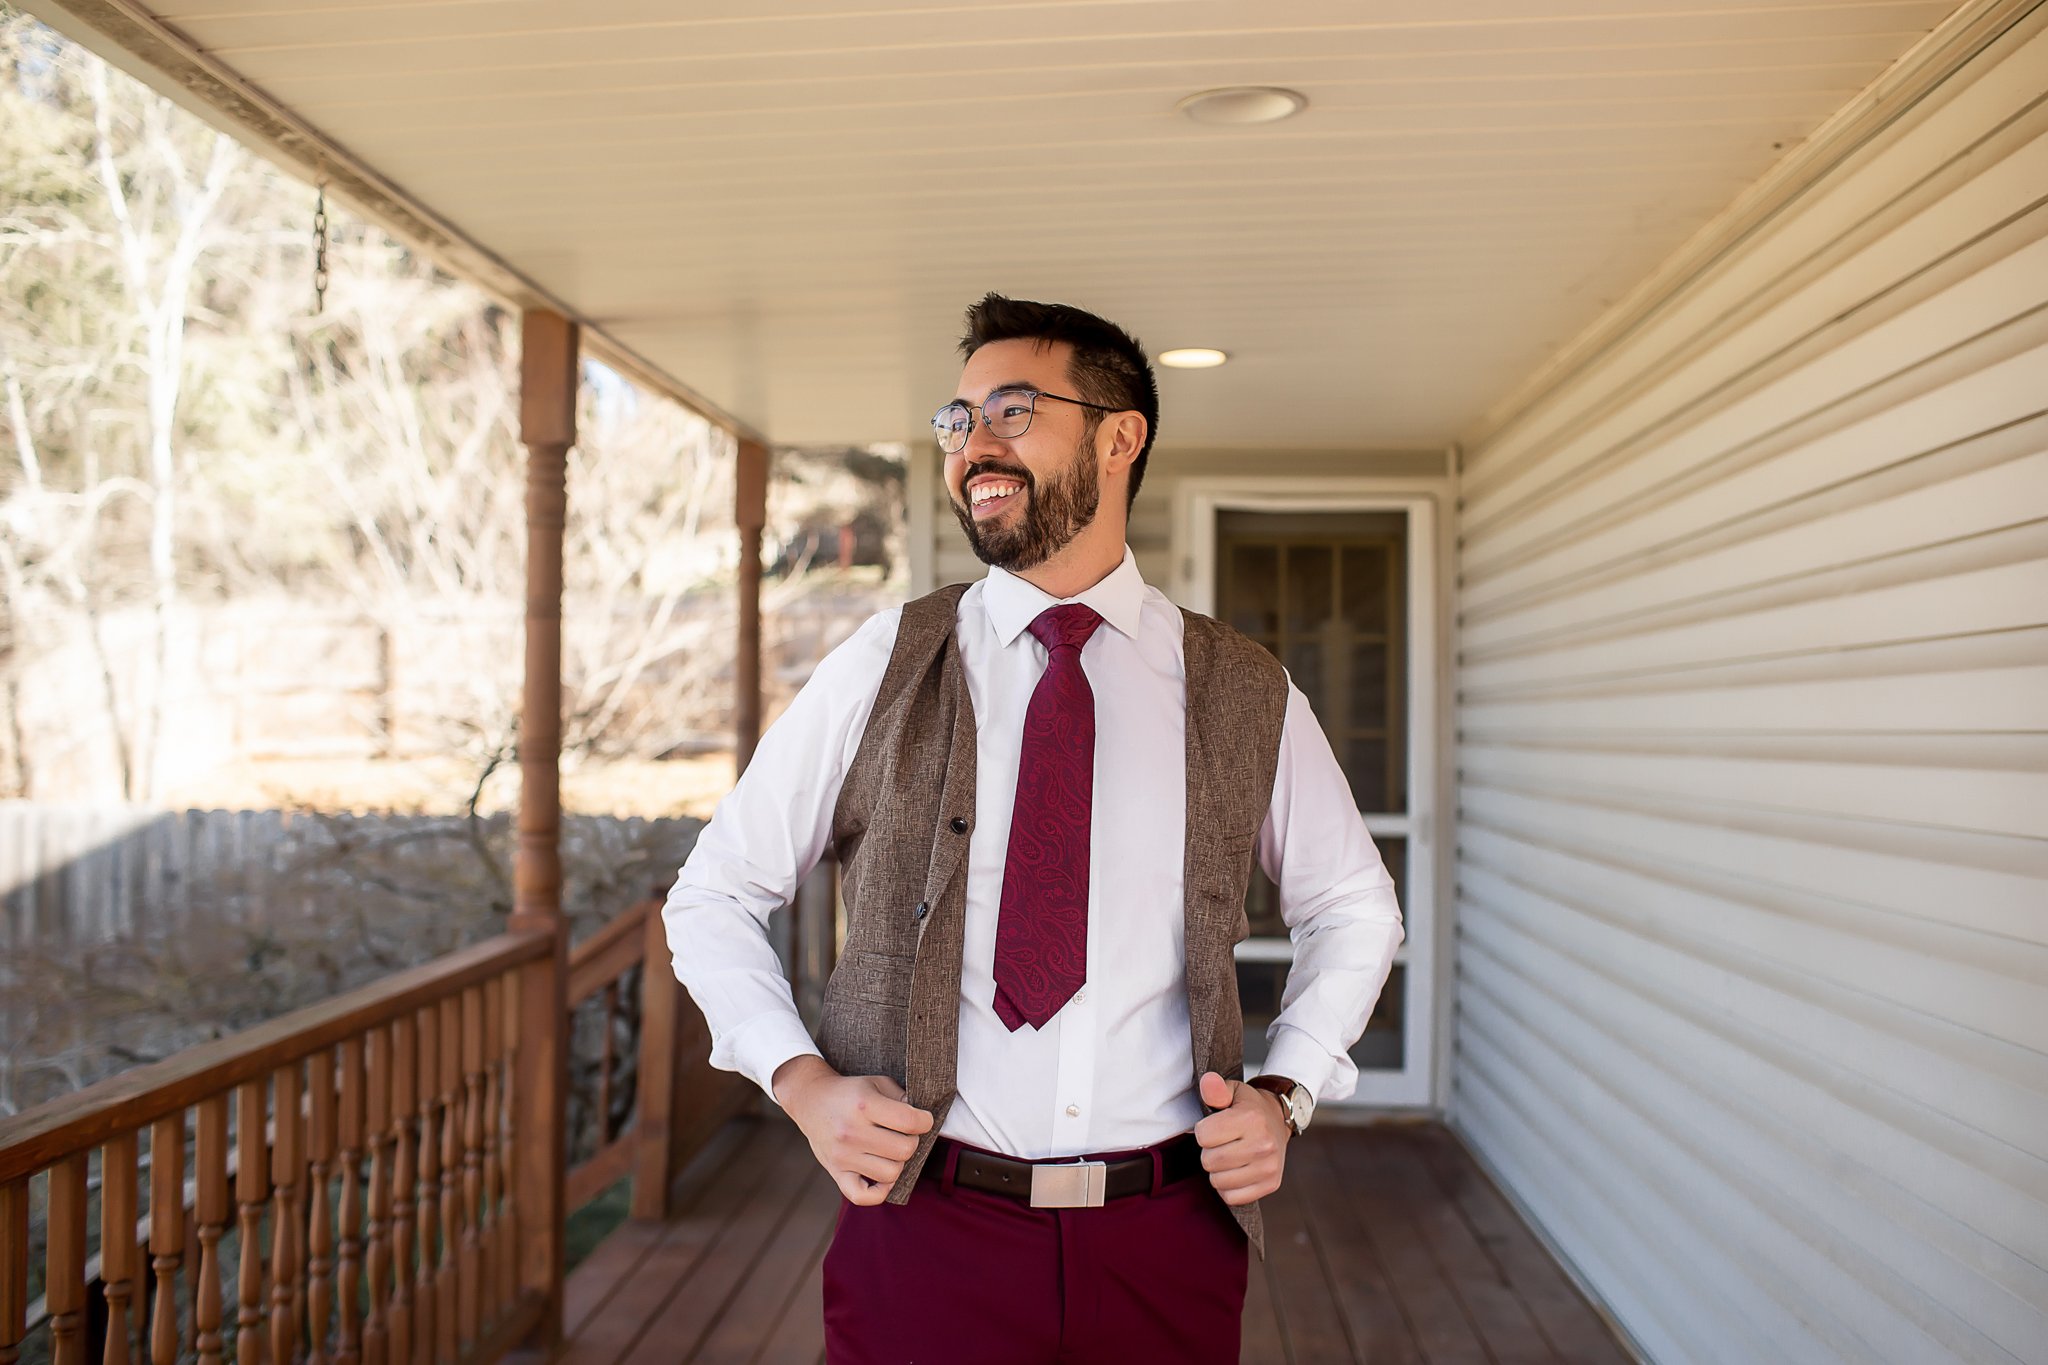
[967,477,1025,520]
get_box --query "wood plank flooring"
[552,1113,1633,1364]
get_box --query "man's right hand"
[772,1054,935,1206]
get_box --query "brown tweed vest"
[817,581,1289,1258]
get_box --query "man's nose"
[961,407,1012,464]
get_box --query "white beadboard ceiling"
[33,0,1963,450]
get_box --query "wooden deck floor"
[554,1112,1633,1365]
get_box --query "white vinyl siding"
[1450,10,2048,1365]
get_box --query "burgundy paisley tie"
[992,603,1104,1031]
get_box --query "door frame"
[1171,476,1452,1111]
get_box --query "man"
[663,294,1403,1363]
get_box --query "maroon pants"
[822,1134,1249,1364]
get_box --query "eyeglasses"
[931,386,1123,455]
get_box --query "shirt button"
[1074,988,1086,1003]
[1065,1104,1080,1118]
[949,817,969,834]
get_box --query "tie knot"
[1028,603,1103,655]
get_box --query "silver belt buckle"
[1029,1159,1108,1208]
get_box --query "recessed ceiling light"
[1176,86,1308,127]
[1159,348,1229,369]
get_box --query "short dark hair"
[957,293,1159,509]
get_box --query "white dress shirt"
[662,547,1404,1159]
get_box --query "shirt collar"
[983,546,1148,648]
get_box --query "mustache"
[961,459,1034,490]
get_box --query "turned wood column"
[510,308,577,1347]
[735,437,769,774]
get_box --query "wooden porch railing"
[0,897,751,1365]
[0,932,551,1365]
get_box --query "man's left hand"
[1193,1070,1288,1206]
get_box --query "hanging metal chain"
[312,184,330,315]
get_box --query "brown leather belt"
[943,1134,1206,1208]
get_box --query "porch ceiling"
[29,0,1960,450]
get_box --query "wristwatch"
[1247,1074,1314,1137]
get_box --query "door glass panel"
[1283,545,1333,636]
[1349,643,1389,738]
[1345,736,1390,813]
[1376,836,1407,917]
[1228,543,1279,637]
[1340,544,1391,635]
[1283,642,1324,711]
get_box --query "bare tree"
[87,61,236,798]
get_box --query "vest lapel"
[905,633,977,1116]
[1181,617,1225,1075]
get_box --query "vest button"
[949,817,968,834]
[913,901,929,921]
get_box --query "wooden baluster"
[336,1037,366,1365]
[362,1029,393,1365]
[145,1113,185,1365]
[306,1048,336,1365]
[458,987,485,1349]
[193,1097,230,1365]
[148,1115,184,1365]
[436,996,460,1365]
[235,1080,269,1365]
[597,982,617,1149]
[183,1183,201,1361]
[47,1153,88,1365]
[494,974,519,1314]
[386,1016,416,1365]
[295,1066,314,1358]
[2,1180,27,1365]
[412,1004,438,1365]
[477,976,503,1327]
[270,1063,302,1365]
[101,1135,140,1365]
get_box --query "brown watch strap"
[1247,1075,1301,1132]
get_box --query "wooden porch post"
[509,308,577,1348]
[734,437,769,773]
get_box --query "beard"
[951,436,1102,573]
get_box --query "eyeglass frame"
[931,385,1127,455]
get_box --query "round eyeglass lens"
[933,404,972,453]
[984,388,1037,438]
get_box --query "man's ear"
[1100,411,1147,473]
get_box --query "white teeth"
[971,481,1022,506]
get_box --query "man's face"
[945,338,1102,573]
